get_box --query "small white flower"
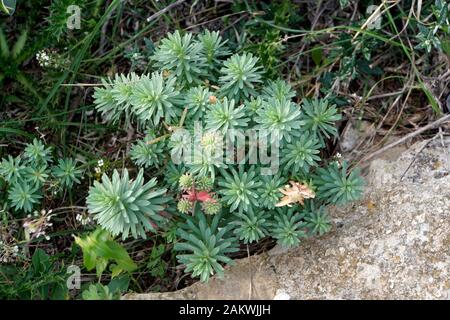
[98,159,104,167]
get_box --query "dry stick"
[247,245,253,300]
[399,133,438,181]
[367,89,407,101]
[439,126,445,147]
[356,73,415,165]
[60,83,102,87]
[416,0,423,20]
[388,0,415,41]
[359,113,450,164]
[290,1,324,82]
[146,0,187,22]
[185,10,249,31]
[375,73,414,131]
[146,108,188,145]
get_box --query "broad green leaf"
[32,249,50,274]
[82,284,115,300]
[311,46,323,66]
[75,229,137,278]
[107,275,130,294]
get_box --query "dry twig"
[359,114,450,164]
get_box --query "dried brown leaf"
[275,181,315,207]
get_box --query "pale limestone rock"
[123,139,450,300]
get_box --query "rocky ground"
[123,138,450,300]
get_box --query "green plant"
[219,52,263,101]
[81,276,130,300]
[130,72,182,125]
[0,139,82,215]
[82,283,117,300]
[262,79,296,102]
[4,0,449,299]
[303,201,332,236]
[415,0,450,53]
[205,97,249,134]
[174,212,238,282]
[218,166,262,214]
[185,86,212,120]
[188,131,228,180]
[232,210,270,244]
[93,75,131,124]
[8,181,42,213]
[86,169,170,240]
[151,30,207,86]
[271,208,307,248]
[301,98,342,140]
[75,228,137,278]
[25,165,49,187]
[281,131,322,174]
[239,0,297,78]
[198,30,230,71]
[146,244,167,278]
[0,249,68,300]
[164,163,186,189]
[255,97,304,144]
[257,174,286,209]
[23,138,52,165]
[45,0,86,41]
[88,29,364,283]
[51,158,82,188]
[0,26,42,101]
[130,132,165,168]
[0,155,25,184]
[313,161,364,205]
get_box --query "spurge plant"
[87,30,364,283]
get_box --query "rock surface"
[123,139,450,300]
